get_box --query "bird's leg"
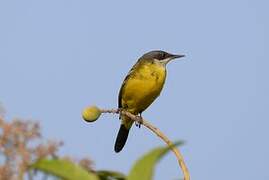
[118,108,123,120]
[135,112,143,128]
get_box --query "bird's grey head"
[141,50,185,65]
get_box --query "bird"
[114,50,185,153]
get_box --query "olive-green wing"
[118,59,141,109]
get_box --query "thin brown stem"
[101,108,190,180]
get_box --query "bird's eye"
[162,53,166,59]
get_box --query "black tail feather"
[114,124,129,153]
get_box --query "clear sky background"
[0,0,268,179]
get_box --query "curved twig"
[101,108,190,180]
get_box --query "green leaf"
[31,158,99,180]
[97,170,126,180]
[127,141,184,180]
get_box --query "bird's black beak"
[171,54,185,59]
[160,53,185,65]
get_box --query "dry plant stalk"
[0,117,94,180]
[101,108,190,180]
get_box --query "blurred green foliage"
[31,142,183,180]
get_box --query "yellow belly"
[121,63,166,114]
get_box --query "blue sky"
[0,0,268,179]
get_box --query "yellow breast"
[121,62,166,114]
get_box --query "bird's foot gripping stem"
[135,114,143,128]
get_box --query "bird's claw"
[135,115,143,128]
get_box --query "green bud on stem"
[82,106,101,122]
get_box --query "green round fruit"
[82,106,101,122]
